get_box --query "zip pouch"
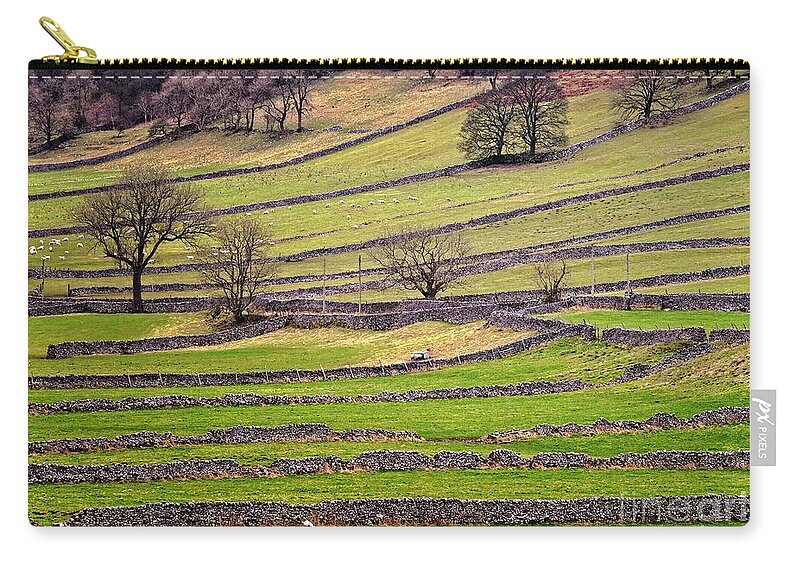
[28,17,751,527]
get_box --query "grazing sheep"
[353,224,360,229]
[78,234,84,239]
[446,197,453,201]
[339,199,345,204]
[29,247,37,255]
[369,201,375,205]
[63,236,69,241]
[393,198,400,203]
[268,241,276,246]
[268,221,274,226]
[408,196,418,201]
[48,247,53,252]
[186,255,194,260]
[347,215,352,220]
[39,240,44,245]
[37,245,44,250]
[325,203,332,208]
[58,256,65,260]
[42,255,50,260]
[76,243,83,248]
[312,209,318,214]
[377,199,385,204]
[63,250,69,254]
[288,205,292,209]
[263,210,270,215]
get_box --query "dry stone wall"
[29,450,749,485]
[29,378,588,415]
[709,328,750,343]
[29,423,423,455]
[59,495,751,526]
[601,327,708,346]
[487,406,749,442]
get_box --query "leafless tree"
[265,79,293,133]
[458,87,519,160]
[199,217,274,321]
[373,230,469,299]
[28,78,70,146]
[613,70,683,123]
[288,71,314,132]
[533,260,569,302]
[73,165,210,312]
[154,78,193,132]
[510,75,569,157]
[136,91,156,124]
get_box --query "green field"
[549,309,750,331]
[28,467,749,526]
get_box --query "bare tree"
[533,260,569,302]
[73,165,209,312]
[136,91,156,124]
[373,230,469,299]
[458,87,519,160]
[613,70,683,122]
[510,75,569,158]
[288,71,314,132]
[199,217,274,322]
[154,78,193,132]
[265,79,293,133]
[28,78,69,146]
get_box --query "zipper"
[33,16,749,71]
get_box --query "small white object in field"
[369,200,375,205]
[63,251,69,254]
[76,243,83,248]
[29,247,37,255]
[325,203,331,208]
[42,255,50,260]
[393,198,400,203]
[446,197,452,201]
[288,205,292,209]
[347,215,352,219]
[54,239,61,245]
[186,255,194,260]
[39,240,44,245]
[246,212,252,216]
[263,210,270,215]
[312,209,318,214]
[408,196,418,200]
[269,241,276,245]
[63,236,69,241]
[353,224,360,229]
[268,221,274,226]
[339,199,345,204]
[58,256,65,260]
[78,234,84,239]
[377,199,385,204]
[48,246,53,252]
[37,245,44,250]
[302,520,313,527]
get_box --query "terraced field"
[27,68,751,526]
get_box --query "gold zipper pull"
[39,16,98,64]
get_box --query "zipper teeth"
[30,57,750,69]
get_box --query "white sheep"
[76,243,83,248]
[48,246,53,252]
[325,203,332,208]
[63,250,69,254]
[54,239,61,245]
[408,196,418,201]
[186,255,194,260]
[353,224,360,229]
[393,198,400,203]
[268,221,274,226]
[312,209,318,214]
[246,212,252,216]
[263,210,270,215]
[369,200,375,205]
[37,245,44,250]
[39,240,44,245]
[268,241,276,245]
[347,215,352,219]
[339,199,345,204]
[42,255,50,260]
[63,237,69,241]
[29,247,37,255]
[78,234,84,239]
[446,197,453,201]
[58,256,65,260]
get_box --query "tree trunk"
[132,269,144,313]
[296,106,303,132]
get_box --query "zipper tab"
[39,16,98,65]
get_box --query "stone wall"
[601,327,708,346]
[573,291,750,312]
[46,316,290,358]
[709,328,751,344]
[59,495,750,526]
[29,378,588,414]
[29,423,423,455]
[487,406,749,442]
[28,133,170,175]
[30,450,749,485]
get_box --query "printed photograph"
[27,67,750,526]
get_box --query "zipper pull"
[39,16,98,64]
